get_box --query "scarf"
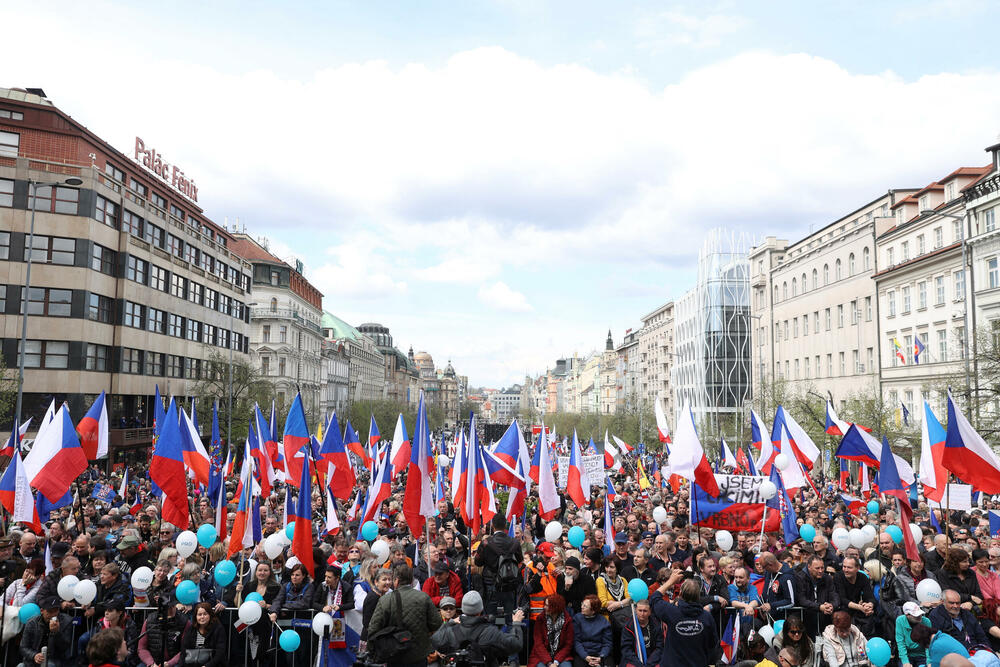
[546,611,565,657]
[602,574,625,600]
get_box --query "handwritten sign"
[927,484,973,512]
[557,455,604,488]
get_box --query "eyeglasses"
[787,629,802,635]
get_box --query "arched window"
[270,297,278,312]
[823,264,830,285]
[849,253,856,275]
[835,258,842,280]
[783,282,788,300]
[791,278,797,296]
[863,247,871,271]
[773,285,779,303]
[812,269,818,289]
[802,273,807,292]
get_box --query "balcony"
[252,307,323,335]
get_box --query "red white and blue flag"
[250,408,276,498]
[839,458,850,492]
[0,434,42,532]
[76,391,109,460]
[361,443,393,523]
[691,475,780,532]
[771,406,819,470]
[214,449,230,540]
[343,418,368,468]
[149,399,190,530]
[1,417,31,459]
[720,438,738,472]
[944,390,1000,494]
[402,391,435,537]
[282,394,311,487]
[671,404,719,497]
[841,493,865,515]
[920,401,948,503]
[878,436,921,561]
[825,401,851,436]
[631,608,648,666]
[536,427,560,520]
[721,613,739,664]
[23,403,89,504]
[179,408,211,487]
[320,412,356,499]
[455,414,497,534]
[290,445,315,577]
[654,393,672,445]
[566,429,590,507]
[228,442,261,558]
[389,413,411,476]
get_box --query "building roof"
[229,236,285,265]
[321,311,363,342]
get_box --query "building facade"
[321,311,385,406]
[230,234,324,423]
[356,323,419,406]
[321,339,350,416]
[0,87,251,458]
[616,329,640,413]
[749,191,914,408]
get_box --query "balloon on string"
[275,529,292,547]
[312,612,334,637]
[652,506,668,524]
[176,580,198,605]
[544,521,562,543]
[715,530,733,551]
[759,481,777,500]
[176,531,198,558]
[773,619,784,637]
[371,540,390,565]
[131,567,154,590]
[849,528,867,549]
[568,526,585,548]
[238,600,262,624]
[74,579,97,605]
[628,579,649,601]
[910,523,923,544]
[19,603,40,623]
[57,575,79,601]
[197,524,218,548]
[279,629,301,652]
[886,525,903,544]
[285,556,300,569]
[860,524,877,546]
[831,527,850,551]
[798,524,816,542]
[264,533,285,559]
[214,560,237,587]
[361,521,379,541]
[867,637,891,667]
[916,579,942,605]
[773,454,790,471]
[285,523,295,541]
[246,592,264,603]
[438,455,450,468]
[758,625,775,646]
[866,501,880,515]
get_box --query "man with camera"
[19,594,75,667]
[431,590,525,667]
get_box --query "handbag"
[183,648,214,665]
[367,590,414,662]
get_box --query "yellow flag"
[637,459,651,490]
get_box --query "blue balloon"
[214,560,237,587]
[176,580,198,605]
[867,501,880,515]
[798,524,816,542]
[197,524,218,548]
[627,579,648,602]
[567,526,585,548]
[246,592,264,603]
[285,523,295,540]
[19,602,40,623]
[773,620,784,636]
[361,520,379,542]
[887,525,903,545]
[867,637,891,667]
[279,629,301,652]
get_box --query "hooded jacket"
[650,593,719,667]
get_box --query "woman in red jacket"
[530,594,575,667]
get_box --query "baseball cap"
[903,601,924,617]
[641,531,656,539]
[614,533,628,544]
[433,560,450,574]
[439,596,457,609]
[116,534,140,550]
[537,542,555,558]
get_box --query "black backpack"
[367,590,414,662]
[496,552,519,590]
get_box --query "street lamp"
[920,209,972,406]
[14,176,84,426]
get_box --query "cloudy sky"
[4,1,1000,387]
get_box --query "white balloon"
[371,540,390,565]
[759,481,777,500]
[773,454,790,471]
[831,527,850,551]
[910,523,923,545]
[716,530,734,552]
[176,530,198,558]
[57,575,80,602]
[285,556,300,569]
[758,624,775,647]
[652,506,668,524]
[264,533,285,560]
[849,528,867,549]
[544,521,562,543]
[131,566,154,590]
[860,524,877,545]
[916,578,942,605]
[438,455,450,468]
[275,530,292,547]
[74,579,97,605]
[312,612,334,637]
[238,600,262,624]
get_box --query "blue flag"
[767,465,799,543]
[989,510,1000,538]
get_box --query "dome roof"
[444,360,456,377]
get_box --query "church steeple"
[606,329,614,351]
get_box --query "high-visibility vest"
[528,564,558,620]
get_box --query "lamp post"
[14,176,83,426]
[229,301,257,451]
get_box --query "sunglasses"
[787,629,802,635]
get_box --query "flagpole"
[944,474,951,541]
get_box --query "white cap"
[903,601,924,617]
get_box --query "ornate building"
[356,322,419,407]
[321,311,385,405]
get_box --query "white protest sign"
[557,455,604,488]
[927,483,973,511]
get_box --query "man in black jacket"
[796,555,839,637]
[694,554,730,628]
[929,588,991,651]
[431,590,525,667]
[560,556,597,614]
[20,594,75,667]
[474,515,523,619]
[833,555,877,638]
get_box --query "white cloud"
[310,238,408,300]
[636,8,750,51]
[477,281,533,312]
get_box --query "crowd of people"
[2,457,1000,667]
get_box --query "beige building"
[750,191,915,408]
[321,311,385,406]
[638,301,674,419]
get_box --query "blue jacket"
[619,615,662,667]
[651,592,719,667]
[572,613,612,659]
[763,564,796,611]
[727,582,760,624]
[928,604,989,650]
[928,630,971,667]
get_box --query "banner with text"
[557,455,604,488]
[691,474,781,532]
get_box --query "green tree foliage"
[192,349,275,445]
[0,355,16,429]
[344,398,447,441]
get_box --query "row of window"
[121,300,246,351]
[887,328,965,366]
[122,255,247,320]
[771,348,876,380]
[772,248,873,304]
[19,339,216,380]
[885,223,955,267]
[885,272,963,317]
[769,297,873,344]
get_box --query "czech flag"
[566,429,590,507]
[654,393,672,444]
[670,404,719,497]
[389,414,411,476]
[179,408,211,487]
[604,431,624,472]
[537,429,561,521]
[290,446,315,577]
[737,447,754,476]
[22,404,88,504]
[691,474,780,532]
[402,391,435,537]
[631,607,648,666]
[528,430,542,484]
[153,386,166,440]
[878,435,922,561]
[250,408,275,498]
[0,438,42,532]
[214,449,229,539]
[771,406,819,470]
[492,420,522,472]
[343,419,369,468]
[944,391,1000,494]
[150,399,190,530]
[835,423,881,468]
[320,412,356,499]
[228,442,261,558]
[455,415,497,534]
[207,402,225,503]
[720,438,738,472]
[76,391,109,460]
[841,493,865,515]
[919,401,948,503]
[282,393,311,486]
[1,417,31,459]
[825,401,850,436]
[362,443,393,523]
[721,613,739,664]
[611,434,634,455]
[768,464,799,543]
[606,476,618,502]
[368,415,381,450]
[839,458,850,492]
[860,463,872,500]
[603,490,615,542]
